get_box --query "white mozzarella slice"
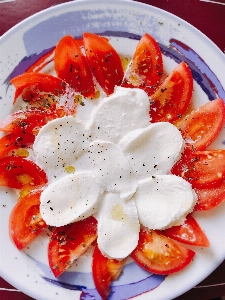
[134,175,197,230]
[88,140,137,201]
[33,116,90,181]
[97,193,140,260]
[40,172,102,226]
[87,86,150,144]
[119,122,184,179]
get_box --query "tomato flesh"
[150,62,193,123]
[48,216,97,277]
[179,98,225,151]
[54,35,96,98]
[164,214,210,247]
[122,33,163,95]
[194,181,225,211]
[172,149,225,188]
[92,245,126,300]
[10,73,65,104]
[9,190,47,250]
[0,133,34,158]
[0,110,57,134]
[131,227,195,275]
[83,32,124,96]
[0,156,47,189]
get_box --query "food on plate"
[1,32,225,299]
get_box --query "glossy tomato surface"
[131,227,195,275]
[9,190,47,250]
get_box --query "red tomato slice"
[83,32,124,96]
[179,98,225,151]
[0,133,34,158]
[150,62,193,123]
[92,245,126,300]
[163,215,210,247]
[194,181,225,211]
[122,33,163,95]
[10,73,65,104]
[9,190,47,250]
[74,36,109,48]
[54,35,96,98]
[131,227,195,275]
[0,110,57,133]
[0,156,47,189]
[48,216,97,277]
[172,149,225,188]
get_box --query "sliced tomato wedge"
[92,245,126,300]
[131,227,195,275]
[172,149,225,188]
[54,35,96,98]
[0,156,47,189]
[0,110,57,133]
[83,32,124,96]
[0,133,34,158]
[163,215,210,247]
[194,181,225,211]
[122,33,163,95]
[9,189,47,250]
[48,216,97,277]
[10,73,65,104]
[150,62,193,123]
[179,98,225,151]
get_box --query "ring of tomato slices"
[2,32,225,300]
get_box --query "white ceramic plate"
[1,1,225,299]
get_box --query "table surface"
[0,0,225,299]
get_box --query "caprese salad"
[1,32,225,300]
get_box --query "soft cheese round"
[33,116,90,181]
[119,122,184,179]
[97,192,140,260]
[87,86,150,144]
[134,175,197,230]
[40,172,102,226]
[88,140,138,201]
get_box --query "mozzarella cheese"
[118,122,184,179]
[33,116,90,182]
[87,86,150,144]
[87,140,137,201]
[40,172,102,226]
[134,175,197,230]
[96,192,140,260]
[33,85,196,260]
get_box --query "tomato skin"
[10,73,65,104]
[0,156,47,189]
[150,62,193,123]
[48,216,97,278]
[83,32,124,96]
[179,98,225,151]
[92,245,126,300]
[122,33,163,95]
[194,181,225,211]
[54,35,96,98]
[172,149,225,188]
[9,190,47,250]
[0,133,34,158]
[163,215,210,247]
[131,227,195,275]
[0,110,57,134]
